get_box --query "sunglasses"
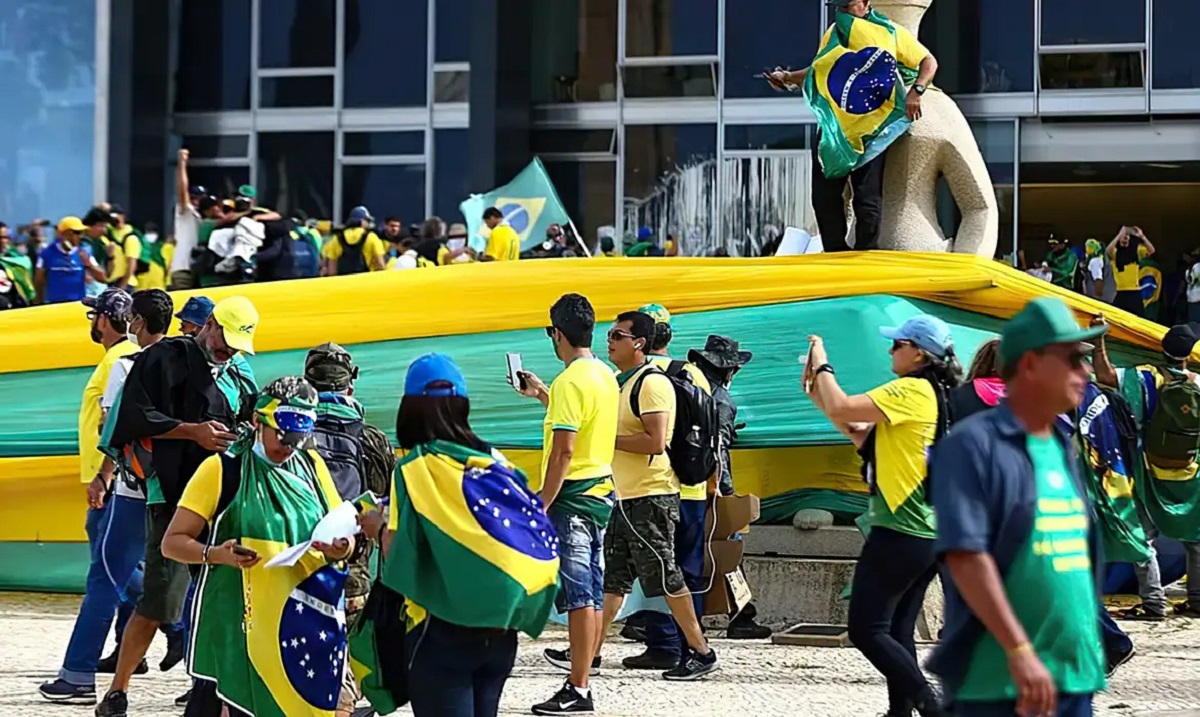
[608,329,636,342]
[891,339,915,352]
[544,326,556,339]
[86,310,97,321]
[1042,346,1091,369]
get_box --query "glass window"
[344,0,428,107]
[721,156,815,256]
[182,136,251,159]
[623,124,716,255]
[724,0,822,98]
[436,0,471,62]
[0,0,96,223]
[434,69,471,103]
[176,0,251,111]
[532,130,616,155]
[544,161,616,254]
[259,0,336,68]
[1153,2,1200,89]
[531,0,618,103]
[919,0,1034,94]
[1040,0,1145,46]
[971,120,1016,258]
[434,129,470,223]
[344,132,426,157]
[257,133,335,219]
[260,76,335,108]
[622,64,716,98]
[1039,51,1144,90]
[624,0,717,57]
[724,125,811,151]
[341,164,427,230]
[184,166,252,201]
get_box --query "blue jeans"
[549,512,604,612]
[60,496,147,686]
[954,693,1093,716]
[643,498,708,658]
[405,618,517,717]
[1098,607,1132,661]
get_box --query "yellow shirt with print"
[648,355,712,501]
[178,451,342,524]
[79,340,140,482]
[106,227,142,286]
[541,356,619,496]
[817,18,929,77]
[484,224,521,262]
[864,377,938,538]
[613,363,679,500]
[321,227,387,271]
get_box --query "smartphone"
[800,351,815,393]
[231,544,258,559]
[505,353,526,391]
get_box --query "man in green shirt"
[930,298,1108,717]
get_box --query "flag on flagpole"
[459,158,573,253]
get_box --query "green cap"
[237,184,257,200]
[998,297,1107,368]
[638,303,671,326]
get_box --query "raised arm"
[175,148,190,212]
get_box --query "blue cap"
[347,205,373,224]
[880,314,954,359]
[404,353,468,398]
[637,226,653,240]
[175,296,215,326]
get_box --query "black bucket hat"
[687,335,753,370]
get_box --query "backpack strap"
[666,360,686,378]
[628,365,665,418]
[215,452,243,519]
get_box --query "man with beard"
[94,296,259,717]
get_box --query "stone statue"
[868,0,999,257]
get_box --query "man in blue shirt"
[929,297,1109,717]
[35,217,107,304]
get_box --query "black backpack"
[335,230,369,275]
[630,361,720,486]
[312,414,368,501]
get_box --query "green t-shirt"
[957,434,1107,701]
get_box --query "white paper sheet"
[265,502,362,568]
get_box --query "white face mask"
[126,331,139,348]
[144,232,159,244]
[252,430,283,466]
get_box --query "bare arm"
[944,551,1031,652]
[1136,229,1155,256]
[161,508,210,565]
[34,267,45,304]
[616,411,669,455]
[1106,227,1126,259]
[1091,323,1118,388]
[541,430,576,510]
[175,149,190,211]
[915,54,938,87]
[810,371,888,425]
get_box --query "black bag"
[312,414,368,501]
[335,230,370,275]
[630,361,720,486]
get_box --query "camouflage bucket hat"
[304,342,359,392]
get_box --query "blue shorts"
[550,512,605,612]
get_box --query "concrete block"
[742,555,856,626]
[743,526,865,559]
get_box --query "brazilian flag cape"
[0,251,34,303]
[804,10,917,179]
[382,440,559,637]
[1139,257,1162,322]
[189,443,351,717]
[1121,365,1200,542]
[1072,382,1152,564]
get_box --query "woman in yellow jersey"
[805,314,962,717]
[1106,226,1155,317]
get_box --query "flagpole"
[566,218,592,258]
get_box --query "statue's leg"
[848,148,889,251]
[810,134,851,252]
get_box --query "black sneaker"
[94,690,128,717]
[726,620,772,640]
[621,648,679,670]
[662,647,718,681]
[542,648,600,676]
[38,679,96,704]
[1114,603,1168,621]
[531,680,595,715]
[1174,602,1200,618]
[96,651,148,675]
[174,688,193,707]
[1106,644,1136,677]
[619,623,648,643]
[161,630,186,672]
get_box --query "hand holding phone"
[218,539,260,569]
[505,353,524,391]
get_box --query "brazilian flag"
[1139,257,1162,322]
[383,440,559,637]
[804,9,921,179]
[190,448,350,717]
[0,252,34,304]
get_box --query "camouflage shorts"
[603,494,686,599]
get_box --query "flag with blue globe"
[459,158,573,253]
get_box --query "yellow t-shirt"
[138,243,173,291]
[816,21,929,75]
[484,225,521,262]
[178,451,342,524]
[649,355,712,500]
[864,377,938,538]
[613,363,679,500]
[1113,260,1140,292]
[107,229,142,286]
[79,340,139,482]
[541,356,619,484]
[321,228,387,271]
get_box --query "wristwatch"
[814,364,836,377]
[913,84,927,95]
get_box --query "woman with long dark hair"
[950,338,1003,421]
[804,315,962,717]
[356,353,558,717]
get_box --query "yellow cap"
[212,296,259,355]
[57,216,86,233]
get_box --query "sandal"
[1113,603,1168,620]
